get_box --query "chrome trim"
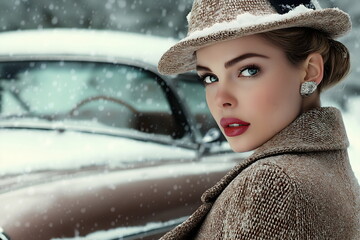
[0,227,10,240]
[0,121,196,150]
[51,216,187,240]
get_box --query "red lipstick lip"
[220,118,250,137]
[220,118,250,128]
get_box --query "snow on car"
[0,29,247,240]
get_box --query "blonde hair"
[261,27,350,91]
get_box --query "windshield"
[0,61,181,137]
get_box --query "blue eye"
[201,74,218,85]
[240,66,260,77]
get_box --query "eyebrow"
[224,53,269,69]
[196,53,269,72]
[196,65,211,72]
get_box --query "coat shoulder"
[220,151,359,239]
[196,156,300,239]
[227,155,300,204]
[232,153,301,190]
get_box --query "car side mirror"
[202,128,221,144]
[198,128,222,156]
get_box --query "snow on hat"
[158,0,351,75]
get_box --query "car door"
[0,60,242,240]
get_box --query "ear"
[302,53,324,85]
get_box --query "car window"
[174,76,218,137]
[0,61,182,137]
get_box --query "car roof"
[0,29,177,66]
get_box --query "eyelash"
[199,73,218,86]
[239,64,261,77]
[198,64,261,86]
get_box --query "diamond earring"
[300,81,317,97]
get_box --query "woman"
[158,0,360,239]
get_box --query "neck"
[301,91,321,113]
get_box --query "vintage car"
[0,29,247,240]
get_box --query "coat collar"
[201,107,349,203]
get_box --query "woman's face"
[196,34,305,152]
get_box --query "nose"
[215,81,236,108]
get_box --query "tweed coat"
[160,107,360,240]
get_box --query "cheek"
[247,73,302,120]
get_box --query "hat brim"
[158,8,351,75]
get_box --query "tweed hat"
[158,0,351,75]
